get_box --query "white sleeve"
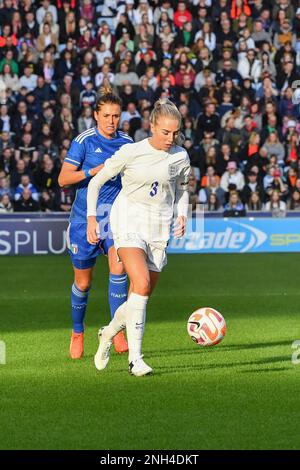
[175,157,191,218]
[86,144,130,217]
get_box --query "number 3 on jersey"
[150,181,159,197]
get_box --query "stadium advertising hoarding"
[0,217,68,255]
[169,217,300,253]
[0,215,300,255]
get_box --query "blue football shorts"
[66,221,114,269]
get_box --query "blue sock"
[108,274,127,319]
[71,283,90,333]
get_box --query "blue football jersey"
[65,127,133,223]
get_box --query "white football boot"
[129,356,153,376]
[94,327,112,371]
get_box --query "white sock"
[104,302,126,339]
[125,293,149,363]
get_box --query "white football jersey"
[88,138,190,246]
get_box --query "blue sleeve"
[65,138,86,167]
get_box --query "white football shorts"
[113,234,167,273]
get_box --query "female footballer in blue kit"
[58,88,133,359]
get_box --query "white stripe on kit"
[110,275,127,281]
[75,127,95,142]
[77,130,96,144]
[65,157,80,165]
[72,284,89,298]
[119,132,133,141]
[75,128,96,144]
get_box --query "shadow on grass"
[153,355,291,376]
[241,367,291,374]
[148,339,293,358]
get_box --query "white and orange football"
[187,307,226,346]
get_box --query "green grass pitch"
[0,253,300,450]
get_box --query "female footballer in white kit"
[87,99,190,376]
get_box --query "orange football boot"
[113,330,128,353]
[70,331,84,359]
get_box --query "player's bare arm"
[58,162,104,187]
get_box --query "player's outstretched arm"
[58,162,104,187]
[86,143,131,244]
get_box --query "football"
[187,307,226,346]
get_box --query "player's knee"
[74,280,91,292]
[109,262,125,276]
[133,278,151,296]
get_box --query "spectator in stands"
[0,103,11,134]
[15,174,39,202]
[218,116,242,153]
[195,22,216,53]
[54,185,75,212]
[36,22,59,53]
[134,118,151,142]
[261,131,285,167]
[265,167,289,200]
[59,10,78,44]
[136,76,154,106]
[196,102,220,141]
[285,166,298,191]
[237,49,262,83]
[242,170,265,204]
[220,160,245,195]
[0,175,12,198]
[33,155,58,192]
[224,190,246,217]
[246,191,263,211]
[0,146,14,175]
[204,193,223,212]
[114,61,139,87]
[40,189,54,212]
[287,190,300,210]
[0,130,12,152]
[174,2,192,30]
[14,187,40,212]
[199,174,225,208]
[0,193,13,213]
[21,10,39,39]
[10,159,29,189]
[12,101,33,135]
[120,102,141,128]
[265,189,287,217]
[77,106,94,134]
[188,170,199,212]
[252,18,272,47]
[36,0,58,26]
[79,80,97,107]
[15,132,38,163]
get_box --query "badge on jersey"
[71,244,78,254]
[168,164,178,178]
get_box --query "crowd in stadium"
[1,0,300,216]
